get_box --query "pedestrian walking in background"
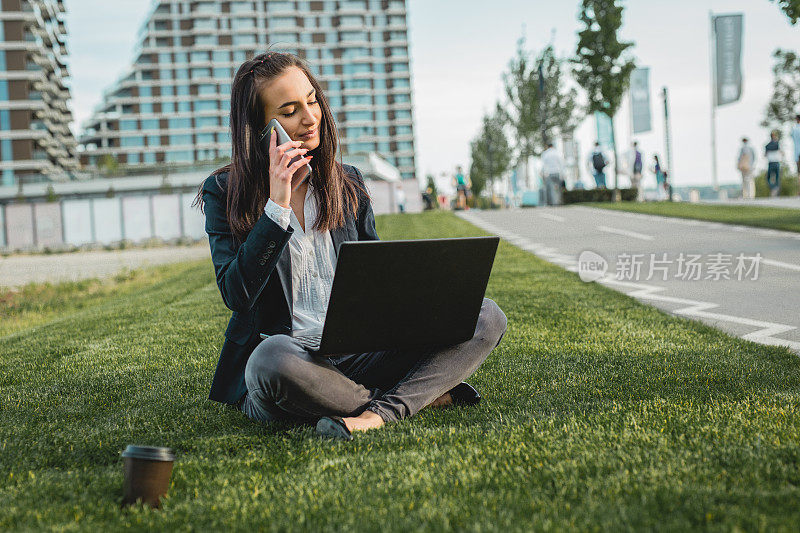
[587,142,607,189]
[652,155,668,201]
[454,165,469,210]
[791,115,800,192]
[765,131,783,197]
[395,183,406,213]
[540,142,564,206]
[737,137,756,200]
[628,141,644,201]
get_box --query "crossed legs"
[241,298,508,432]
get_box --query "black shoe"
[315,416,353,441]
[447,382,481,406]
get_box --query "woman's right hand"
[268,128,313,208]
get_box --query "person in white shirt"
[195,51,507,439]
[791,115,800,183]
[540,143,564,205]
[737,137,756,200]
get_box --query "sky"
[65,0,800,188]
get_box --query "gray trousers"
[544,174,562,206]
[241,298,507,424]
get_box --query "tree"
[469,104,512,199]
[501,37,580,188]
[762,49,800,132]
[572,0,636,192]
[98,154,119,176]
[771,0,800,24]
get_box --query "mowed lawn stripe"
[1,211,798,531]
[586,201,800,233]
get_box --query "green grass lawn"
[585,201,800,233]
[1,211,799,531]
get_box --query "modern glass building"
[0,0,78,186]
[78,0,417,180]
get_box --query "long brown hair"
[192,51,368,243]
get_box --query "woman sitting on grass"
[193,51,507,440]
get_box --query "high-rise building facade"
[0,0,78,186]
[79,0,417,180]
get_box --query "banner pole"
[709,11,719,192]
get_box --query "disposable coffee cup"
[121,445,176,508]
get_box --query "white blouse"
[263,184,337,332]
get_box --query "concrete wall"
[0,192,206,252]
[0,180,422,252]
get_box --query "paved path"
[459,206,800,353]
[701,197,800,209]
[0,242,210,289]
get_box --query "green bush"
[563,187,638,204]
[754,165,799,196]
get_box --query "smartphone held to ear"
[259,118,312,190]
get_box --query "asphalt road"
[459,206,800,353]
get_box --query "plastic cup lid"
[121,445,176,462]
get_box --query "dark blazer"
[201,164,379,404]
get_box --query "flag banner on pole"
[630,67,652,134]
[595,111,613,149]
[713,13,744,106]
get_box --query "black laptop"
[260,236,499,355]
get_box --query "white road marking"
[762,258,800,272]
[597,225,655,241]
[457,211,800,354]
[538,212,565,222]
[575,205,800,241]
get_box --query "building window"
[232,17,256,30]
[195,35,218,46]
[231,1,254,13]
[120,136,144,147]
[197,84,216,95]
[346,110,372,121]
[141,119,159,130]
[196,116,218,128]
[343,63,371,75]
[232,34,257,46]
[340,31,367,42]
[120,119,138,131]
[195,100,219,112]
[266,1,293,12]
[349,142,374,153]
[168,118,192,129]
[197,133,215,143]
[195,3,220,14]
[194,18,216,30]
[166,150,194,162]
[213,67,230,79]
[346,94,371,105]
[343,79,371,90]
[169,134,192,145]
[147,135,160,146]
[270,17,295,29]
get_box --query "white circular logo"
[578,250,608,282]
